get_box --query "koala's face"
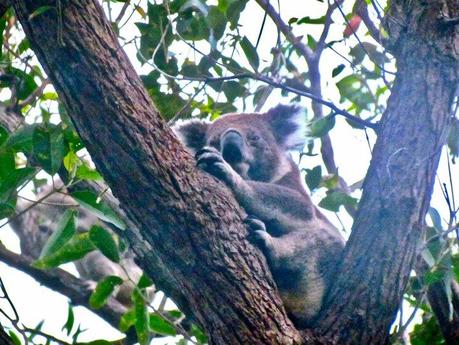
[174,104,306,182]
[205,114,283,181]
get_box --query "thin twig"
[254,0,313,62]
[115,1,130,25]
[17,79,50,108]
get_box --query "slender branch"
[17,79,50,108]
[316,1,342,57]
[336,0,395,75]
[115,1,130,25]
[137,47,379,130]
[0,244,128,328]
[355,0,384,45]
[24,327,124,345]
[254,0,314,63]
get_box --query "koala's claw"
[244,216,266,232]
[245,217,272,253]
[196,146,232,182]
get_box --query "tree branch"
[355,0,384,45]
[17,78,49,109]
[316,1,459,343]
[254,0,314,63]
[0,244,127,328]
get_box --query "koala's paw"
[245,216,273,254]
[196,147,234,183]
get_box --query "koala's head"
[174,104,306,182]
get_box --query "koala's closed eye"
[247,132,260,142]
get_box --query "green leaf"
[0,124,8,146]
[452,254,459,281]
[63,150,79,177]
[176,10,209,41]
[0,149,15,179]
[307,34,317,50]
[321,174,340,189]
[222,81,245,101]
[137,274,154,289]
[226,0,247,30]
[42,92,59,100]
[310,115,335,137]
[89,225,120,263]
[0,201,16,219]
[297,15,326,25]
[119,309,136,332]
[428,207,442,230]
[89,276,124,309]
[71,190,126,230]
[5,124,38,153]
[332,64,345,77]
[29,5,55,20]
[82,340,113,345]
[39,209,77,259]
[33,124,66,174]
[76,164,102,181]
[208,6,226,41]
[0,167,37,203]
[305,166,322,191]
[149,314,177,336]
[8,331,21,345]
[240,36,259,71]
[33,232,95,269]
[7,67,38,100]
[134,290,150,345]
[410,315,444,345]
[319,191,358,212]
[61,304,75,336]
[420,247,436,267]
[423,269,445,286]
[191,324,208,344]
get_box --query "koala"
[173,104,345,327]
[9,185,147,307]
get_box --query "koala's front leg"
[195,147,243,188]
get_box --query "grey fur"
[174,104,345,327]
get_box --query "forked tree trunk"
[9,0,459,344]
[316,1,459,344]
[12,1,302,344]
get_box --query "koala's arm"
[197,147,315,234]
[233,180,316,233]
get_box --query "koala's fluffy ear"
[265,104,307,150]
[172,119,210,153]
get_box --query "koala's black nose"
[221,130,244,163]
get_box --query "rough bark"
[316,1,459,344]
[427,279,459,345]
[12,1,303,344]
[417,258,459,345]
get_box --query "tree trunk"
[12,1,302,344]
[316,1,459,344]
